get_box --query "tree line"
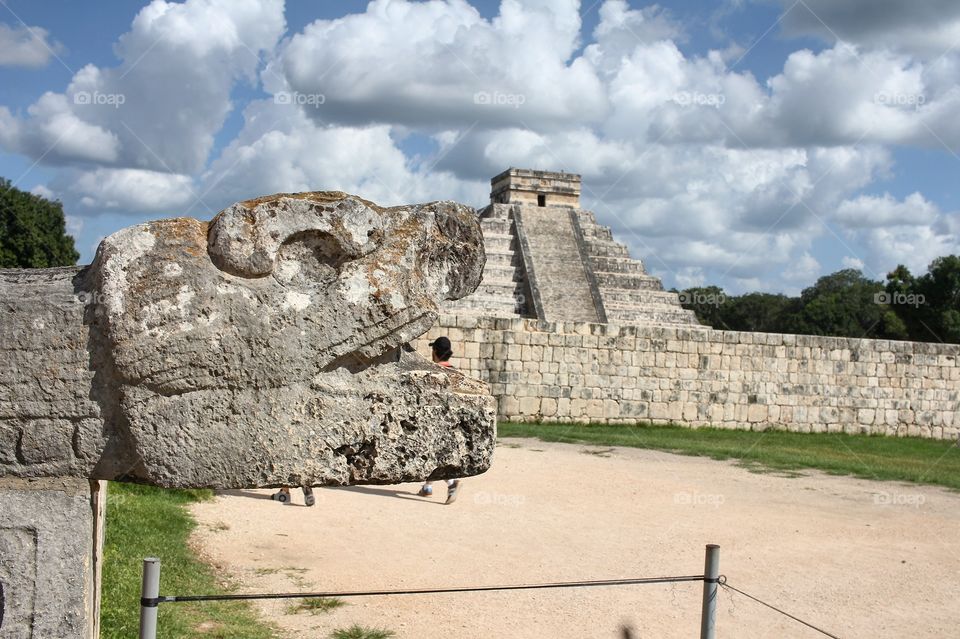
[675,259,960,344]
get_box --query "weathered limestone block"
[1,192,496,489]
[0,478,105,639]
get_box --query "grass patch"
[499,422,960,490]
[287,597,346,615]
[101,483,278,638]
[330,626,395,639]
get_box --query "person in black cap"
[417,336,462,504]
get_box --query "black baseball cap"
[429,336,452,357]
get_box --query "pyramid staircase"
[445,204,533,317]
[574,210,699,326]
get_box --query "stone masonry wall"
[415,315,960,439]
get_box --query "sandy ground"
[190,439,960,638]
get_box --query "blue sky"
[1,0,957,294]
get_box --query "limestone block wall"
[414,315,960,439]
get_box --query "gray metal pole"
[700,544,720,639]
[139,557,161,639]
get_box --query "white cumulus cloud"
[841,256,865,270]
[0,22,62,68]
[265,0,606,131]
[0,0,285,176]
[834,192,940,228]
[200,99,487,211]
[63,168,196,213]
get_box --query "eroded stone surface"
[0,478,99,639]
[0,192,495,488]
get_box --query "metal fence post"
[700,544,720,639]
[139,557,161,639]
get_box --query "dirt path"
[191,439,960,638]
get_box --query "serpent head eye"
[273,231,351,291]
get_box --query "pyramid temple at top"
[446,168,700,326]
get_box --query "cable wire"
[720,581,841,639]
[150,575,707,605]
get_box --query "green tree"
[720,292,792,333]
[939,309,960,343]
[675,285,728,327]
[883,258,960,343]
[0,178,79,268]
[884,264,921,338]
[913,256,960,343]
[780,269,889,338]
[885,264,916,298]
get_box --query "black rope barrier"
[138,550,842,639]
[720,580,841,639]
[147,574,708,605]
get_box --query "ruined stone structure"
[0,192,496,637]
[434,169,958,438]
[448,168,699,326]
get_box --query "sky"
[0,0,958,295]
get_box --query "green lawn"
[498,422,960,490]
[100,483,278,639]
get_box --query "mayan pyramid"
[446,168,699,326]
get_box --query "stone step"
[591,256,646,274]
[604,305,700,325]
[482,264,524,282]
[483,233,515,252]
[474,281,526,299]
[576,210,598,225]
[446,294,527,316]
[584,240,630,257]
[484,251,523,268]
[445,307,527,318]
[480,203,514,221]
[599,288,684,305]
[480,218,513,235]
[579,225,613,241]
[595,271,664,290]
[604,300,693,313]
